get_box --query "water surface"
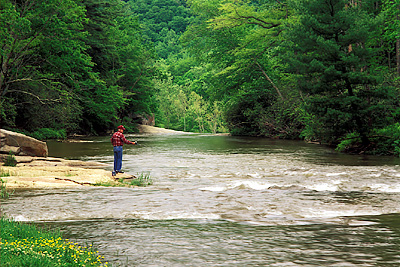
[2,134,400,266]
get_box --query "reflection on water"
[3,134,400,266]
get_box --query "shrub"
[374,123,400,156]
[336,132,361,152]
[30,128,67,141]
[1,178,13,199]
[4,152,17,167]
[128,172,153,187]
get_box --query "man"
[111,125,137,176]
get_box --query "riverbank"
[0,217,108,266]
[0,125,217,190]
[0,156,132,189]
[137,124,195,135]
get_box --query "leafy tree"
[286,0,391,146]
[128,0,193,43]
[382,0,400,74]
[182,0,301,136]
[77,0,155,133]
[0,0,90,132]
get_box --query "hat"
[117,125,126,130]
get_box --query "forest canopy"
[1,0,400,156]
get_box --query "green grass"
[126,172,153,187]
[0,168,11,177]
[0,217,109,267]
[0,178,13,199]
[3,152,17,167]
[94,172,153,187]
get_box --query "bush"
[30,128,67,141]
[4,152,17,167]
[336,132,361,152]
[374,123,400,156]
[336,124,400,156]
[1,178,13,199]
[128,172,153,187]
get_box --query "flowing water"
[3,133,400,266]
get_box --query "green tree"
[182,0,302,136]
[382,0,400,74]
[77,0,155,133]
[286,0,390,146]
[0,0,90,132]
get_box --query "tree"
[0,0,90,131]
[182,0,300,136]
[382,0,400,75]
[287,0,390,145]
[77,0,155,133]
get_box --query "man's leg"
[116,146,123,172]
[112,146,119,176]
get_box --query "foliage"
[0,0,90,133]
[0,217,108,266]
[373,123,400,156]
[3,152,17,167]
[0,169,11,177]
[182,0,301,136]
[94,172,153,187]
[1,0,155,136]
[286,0,390,146]
[127,172,153,187]
[1,0,399,155]
[30,128,67,141]
[0,178,13,199]
[77,0,155,134]
[381,0,400,73]
[336,132,362,153]
[128,0,193,44]
[153,71,227,133]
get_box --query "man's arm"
[120,133,137,145]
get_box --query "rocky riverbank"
[0,156,133,189]
[0,125,193,189]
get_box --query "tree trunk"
[255,62,284,101]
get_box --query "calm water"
[2,133,400,266]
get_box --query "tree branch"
[255,61,284,101]
[6,89,62,104]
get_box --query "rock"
[0,144,21,154]
[0,129,48,157]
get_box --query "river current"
[2,133,400,266]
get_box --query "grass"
[94,172,153,187]
[125,172,153,187]
[3,152,17,167]
[1,178,13,199]
[0,217,109,267]
[0,168,12,177]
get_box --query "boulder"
[0,129,48,157]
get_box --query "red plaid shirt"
[111,131,134,146]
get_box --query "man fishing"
[111,125,137,176]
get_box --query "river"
[2,133,400,266]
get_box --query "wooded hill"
[1,0,400,156]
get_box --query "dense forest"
[1,0,400,156]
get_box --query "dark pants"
[113,146,123,173]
